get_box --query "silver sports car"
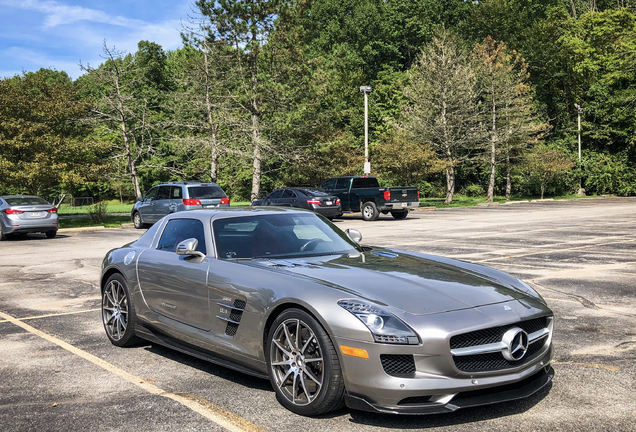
[101,208,554,416]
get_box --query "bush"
[463,184,484,197]
[583,152,636,196]
[87,202,108,224]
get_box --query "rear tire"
[391,210,408,220]
[0,226,6,241]
[132,212,145,229]
[361,201,379,221]
[267,309,345,416]
[102,273,141,347]
[46,230,57,239]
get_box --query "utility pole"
[575,102,584,195]
[360,86,372,174]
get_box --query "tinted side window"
[351,178,379,188]
[321,179,336,190]
[282,189,296,198]
[144,187,158,201]
[269,190,284,199]
[171,186,182,199]
[156,186,171,200]
[157,219,207,254]
[335,178,350,190]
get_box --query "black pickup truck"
[319,176,419,221]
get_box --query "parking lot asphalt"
[1,197,635,431]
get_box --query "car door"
[280,189,298,207]
[137,218,211,331]
[154,186,172,220]
[334,178,352,210]
[138,187,158,222]
[265,189,284,205]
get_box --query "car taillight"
[3,209,24,214]
[383,190,391,200]
[417,189,420,199]
[183,198,201,206]
[307,200,321,206]
[336,198,341,205]
[46,208,58,213]
[220,197,230,205]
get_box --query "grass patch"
[419,194,600,208]
[58,203,133,214]
[59,216,132,229]
[230,201,251,207]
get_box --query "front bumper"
[345,365,554,414]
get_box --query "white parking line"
[0,309,269,432]
[0,308,100,324]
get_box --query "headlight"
[338,299,419,345]
[518,279,546,303]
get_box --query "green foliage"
[87,201,109,223]
[583,152,636,195]
[463,184,485,197]
[0,69,111,195]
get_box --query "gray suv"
[131,182,229,229]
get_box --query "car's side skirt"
[134,323,270,380]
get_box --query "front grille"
[453,335,548,372]
[450,317,548,349]
[380,354,416,377]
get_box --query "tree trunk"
[445,164,455,205]
[540,179,545,199]
[251,111,262,202]
[113,73,142,198]
[487,88,497,202]
[505,152,511,201]
[203,39,219,183]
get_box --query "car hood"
[250,250,529,316]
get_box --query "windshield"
[188,186,226,199]
[5,197,50,206]
[213,213,361,259]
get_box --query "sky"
[0,0,194,80]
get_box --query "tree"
[80,42,166,198]
[523,146,575,198]
[196,0,281,201]
[0,69,109,196]
[399,30,482,204]
[473,37,548,202]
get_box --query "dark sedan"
[251,188,342,219]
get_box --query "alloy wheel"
[102,279,129,341]
[270,318,324,406]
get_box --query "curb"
[59,226,106,233]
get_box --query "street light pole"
[360,86,372,174]
[574,102,584,195]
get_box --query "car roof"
[153,182,221,187]
[165,207,312,222]
[0,195,42,199]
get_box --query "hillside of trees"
[1,0,635,203]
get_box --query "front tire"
[361,201,379,221]
[132,211,144,229]
[391,210,408,220]
[102,273,141,347]
[267,309,345,416]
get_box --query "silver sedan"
[101,208,554,416]
[0,195,58,240]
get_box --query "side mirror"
[176,238,205,258]
[345,228,362,244]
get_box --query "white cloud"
[0,0,146,28]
